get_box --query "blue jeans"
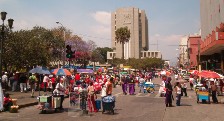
[139,83,144,93]
[176,94,181,106]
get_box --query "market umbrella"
[52,68,71,76]
[189,70,199,75]
[29,66,51,75]
[29,66,51,96]
[198,71,220,79]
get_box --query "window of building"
[144,52,146,57]
[110,53,112,57]
[141,53,143,57]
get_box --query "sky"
[0,0,200,65]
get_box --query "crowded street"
[1,1,224,121]
[1,76,224,121]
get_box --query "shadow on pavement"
[180,104,192,106]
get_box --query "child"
[3,93,13,111]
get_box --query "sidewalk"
[5,90,50,109]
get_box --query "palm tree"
[115,26,130,60]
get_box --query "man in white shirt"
[2,72,8,90]
[139,75,145,93]
[43,74,50,92]
[55,79,65,110]
[181,82,188,97]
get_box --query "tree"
[115,26,130,59]
[93,47,113,63]
[3,26,65,72]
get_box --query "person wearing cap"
[12,72,19,92]
[2,72,8,90]
[29,73,38,97]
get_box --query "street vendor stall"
[197,89,210,104]
[37,95,61,113]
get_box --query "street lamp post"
[56,22,65,67]
[0,11,14,83]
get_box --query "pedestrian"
[211,81,218,103]
[28,73,38,97]
[121,75,127,95]
[139,75,145,93]
[8,73,14,91]
[165,77,173,107]
[128,75,135,95]
[43,74,50,92]
[181,82,188,96]
[19,73,28,93]
[2,72,8,91]
[55,78,65,110]
[189,75,194,90]
[175,82,182,106]
[106,77,113,95]
[12,72,19,92]
[87,81,97,112]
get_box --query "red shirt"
[70,79,75,85]
[75,74,80,81]
[4,97,11,105]
[51,77,56,83]
[85,78,90,84]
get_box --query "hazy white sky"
[0,0,200,65]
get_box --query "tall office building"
[110,7,149,59]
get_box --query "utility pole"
[198,39,201,71]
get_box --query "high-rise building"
[110,7,149,59]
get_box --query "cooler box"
[39,96,51,103]
[95,100,101,110]
[102,96,115,103]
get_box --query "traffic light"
[66,45,72,59]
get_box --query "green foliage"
[3,26,64,71]
[92,47,113,63]
[115,26,130,59]
[115,26,130,43]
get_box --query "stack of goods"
[10,99,19,113]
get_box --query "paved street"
[1,77,224,121]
